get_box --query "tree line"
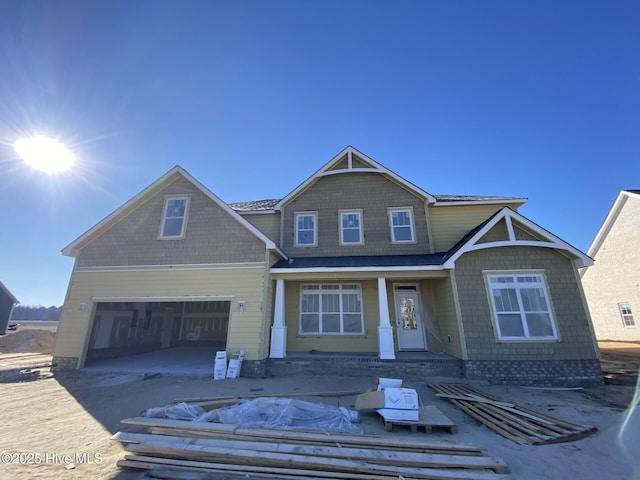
[10,305,62,321]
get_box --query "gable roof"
[0,281,18,304]
[587,189,640,258]
[443,207,593,268]
[62,166,287,259]
[274,146,437,209]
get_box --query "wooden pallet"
[381,405,458,433]
[429,383,597,445]
[114,416,512,479]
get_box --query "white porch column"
[377,277,396,359]
[269,279,287,358]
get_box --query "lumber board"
[119,454,424,480]
[175,390,362,403]
[121,416,486,455]
[429,384,597,445]
[112,432,509,472]
[127,442,511,480]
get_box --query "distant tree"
[10,305,62,321]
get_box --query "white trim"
[587,190,640,258]
[294,211,318,247]
[433,199,527,207]
[62,165,287,260]
[298,283,365,336]
[339,209,364,246]
[271,265,445,274]
[91,295,234,302]
[275,146,436,210]
[392,282,427,351]
[76,262,265,273]
[443,208,593,269]
[377,277,396,359]
[270,279,287,358]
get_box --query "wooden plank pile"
[429,383,597,445]
[112,415,513,479]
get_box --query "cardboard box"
[355,387,419,421]
[226,350,244,378]
[213,351,227,380]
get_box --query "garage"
[85,300,231,367]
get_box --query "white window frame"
[339,209,364,246]
[159,195,190,239]
[619,303,636,327]
[299,284,364,335]
[485,271,559,341]
[388,207,416,243]
[295,212,318,247]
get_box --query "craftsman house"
[581,190,640,342]
[52,146,602,386]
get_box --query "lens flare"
[14,135,75,173]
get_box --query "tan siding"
[281,172,430,257]
[242,213,281,244]
[283,280,380,353]
[455,246,598,361]
[77,176,266,267]
[582,194,640,341]
[53,266,268,363]
[429,204,519,252]
[431,276,464,358]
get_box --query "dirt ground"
[1,327,639,480]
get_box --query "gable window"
[300,284,364,335]
[159,196,189,239]
[619,303,636,327]
[389,207,415,243]
[486,272,558,340]
[295,212,317,246]
[339,210,363,245]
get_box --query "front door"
[394,289,427,350]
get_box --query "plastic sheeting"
[195,398,362,434]
[143,402,206,421]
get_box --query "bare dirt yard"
[0,326,638,479]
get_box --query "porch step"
[267,354,463,381]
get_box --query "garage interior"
[84,300,230,374]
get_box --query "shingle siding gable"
[76,177,266,267]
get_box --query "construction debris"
[113,416,512,479]
[429,383,597,445]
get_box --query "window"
[619,303,636,327]
[486,273,558,340]
[295,212,317,246]
[300,284,364,335]
[339,210,363,245]
[389,208,415,243]
[159,196,189,239]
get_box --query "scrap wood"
[120,416,486,455]
[113,432,509,472]
[429,384,597,445]
[174,389,362,404]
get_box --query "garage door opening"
[84,300,230,369]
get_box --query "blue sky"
[0,0,638,307]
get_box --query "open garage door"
[85,300,230,367]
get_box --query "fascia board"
[586,191,629,258]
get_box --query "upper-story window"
[339,210,363,245]
[295,212,317,247]
[159,196,190,239]
[486,272,558,340]
[619,303,636,327]
[389,207,415,243]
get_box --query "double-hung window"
[295,212,317,247]
[389,207,415,243]
[159,196,189,239]
[486,272,558,340]
[339,210,363,245]
[619,303,636,327]
[300,284,364,335]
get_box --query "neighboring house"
[0,281,19,335]
[52,146,602,385]
[581,190,640,342]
